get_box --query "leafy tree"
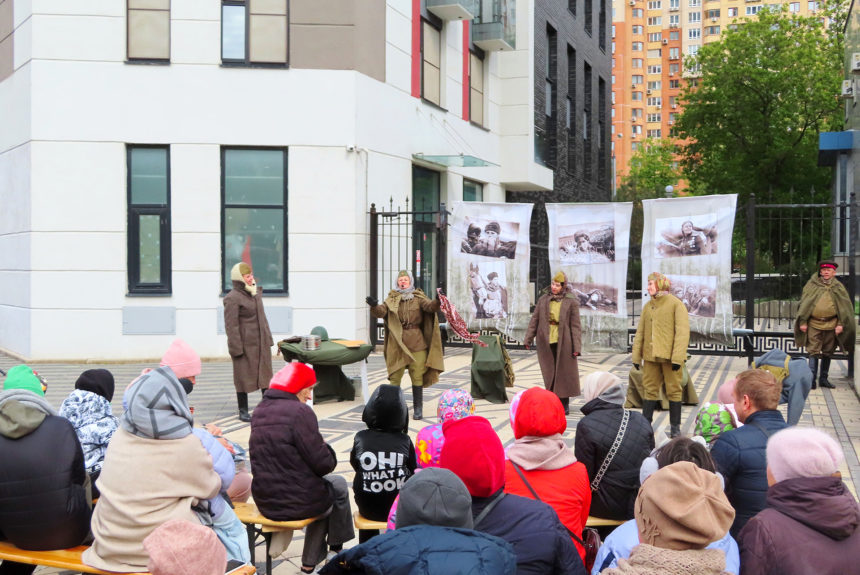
[676,8,843,203]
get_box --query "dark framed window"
[421,19,442,105]
[221,0,288,66]
[222,148,288,294]
[127,0,170,61]
[127,146,171,294]
[463,179,483,201]
[567,45,577,172]
[469,51,485,126]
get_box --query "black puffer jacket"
[350,385,416,521]
[574,399,654,520]
[250,388,336,520]
[0,396,91,550]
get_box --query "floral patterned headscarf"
[648,272,672,296]
[437,390,475,423]
[694,402,736,445]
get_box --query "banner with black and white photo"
[448,202,534,342]
[641,194,738,345]
[547,202,633,352]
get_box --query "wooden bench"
[586,516,625,528]
[353,512,388,531]
[0,540,149,575]
[233,501,320,575]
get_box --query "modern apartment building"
[611,0,821,189]
[0,0,609,361]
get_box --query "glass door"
[412,166,440,295]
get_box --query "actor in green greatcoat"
[794,260,856,389]
[366,270,444,420]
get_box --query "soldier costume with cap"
[794,260,856,389]
[632,272,690,437]
[366,271,444,420]
[224,262,274,422]
[524,271,582,414]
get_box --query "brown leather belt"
[402,324,420,330]
[812,316,836,321]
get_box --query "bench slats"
[0,541,149,575]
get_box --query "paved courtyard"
[3,346,857,575]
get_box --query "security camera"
[346,144,356,152]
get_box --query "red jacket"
[505,461,592,562]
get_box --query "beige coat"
[82,429,221,572]
[224,280,274,392]
[524,293,582,398]
[632,293,690,365]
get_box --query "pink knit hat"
[143,519,226,575]
[767,427,844,483]
[159,339,202,379]
[717,378,737,404]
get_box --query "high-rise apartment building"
[611,0,821,189]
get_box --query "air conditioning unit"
[669,72,675,76]
[670,6,679,11]
[852,53,860,73]
[711,17,718,22]
[662,39,668,45]
[670,24,678,29]
[646,89,652,94]
[632,133,638,139]
[671,103,677,109]
[668,120,674,125]
[842,79,854,98]
[632,84,638,88]
[617,133,624,138]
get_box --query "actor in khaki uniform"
[367,270,444,420]
[632,272,690,437]
[794,260,856,389]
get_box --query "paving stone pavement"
[3,348,856,575]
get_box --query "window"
[632,124,643,134]
[669,14,679,25]
[669,63,680,75]
[648,0,662,8]
[128,0,170,60]
[569,0,577,17]
[647,80,661,90]
[546,25,557,118]
[632,91,643,101]
[746,5,762,15]
[669,47,679,59]
[669,0,680,8]
[632,58,644,68]
[688,11,701,22]
[632,74,644,84]
[631,142,641,151]
[463,180,483,201]
[612,25,616,38]
[470,52,484,126]
[789,2,800,12]
[647,16,662,26]
[633,25,644,34]
[221,0,288,65]
[808,1,818,11]
[647,65,661,74]
[583,62,593,180]
[222,148,288,293]
[567,45,577,170]
[632,8,644,18]
[669,79,680,88]
[648,32,661,42]
[689,28,701,39]
[647,48,662,58]
[688,44,700,58]
[647,96,662,106]
[706,9,720,18]
[422,20,442,105]
[688,0,700,5]
[647,129,662,138]
[705,25,719,35]
[631,108,643,119]
[728,7,738,16]
[585,0,593,35]
[669,30,680,40]
[128,146,171,294]
[632,42,644,51]
[647,112,661,122]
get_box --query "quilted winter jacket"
[710,409,788,537]
[191,428,235,519]
[319,524,517,575]
[250,388,336,520]
[632,293,690,365]
[574,399,655,520]
[59,389,119,474]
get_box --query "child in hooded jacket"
[350,385,416,542]
[59,369,119,498]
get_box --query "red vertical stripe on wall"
[462,21,470,121]
[411,0,421,98]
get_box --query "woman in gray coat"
[224,261,274,422]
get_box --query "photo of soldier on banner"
[449,202,534,342]
[547,202,633,352]
[641,195,737,345]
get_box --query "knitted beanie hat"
[144,519,227,575]
[437,389,475,423]
[440,416,505,497]
[2,365,44,397]
[636,461,735,550]
[717,378,737,404]
[230,261,252,282]
[648,272,671,293]
[75,369,115,402]
[512,387,566,439]
[159,339,202,380]
[485,221,501,234]
[396,467,474,529]
[416,423,445,468]
[269,362,317,394]
[767,427,844,483]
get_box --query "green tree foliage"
[675,8,843,203]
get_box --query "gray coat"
[224,281,274,393]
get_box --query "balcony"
[473,0,516,51]
[427,0,479,20]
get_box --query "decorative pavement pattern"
[2,348,856,575]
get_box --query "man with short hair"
[794,260,855,389]
[710,369,788,537]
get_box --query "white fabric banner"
[448,202,534,342]
[547,202,633,352]
[641,194,738,345]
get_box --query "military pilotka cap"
[819,260,838,270]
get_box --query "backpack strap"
[473,491,506,529]
[511,461,586,547]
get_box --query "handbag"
[591,409,630,492]
[510,461,601,573]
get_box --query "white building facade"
[0,0,562,361]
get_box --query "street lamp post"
[664,184,675,198]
